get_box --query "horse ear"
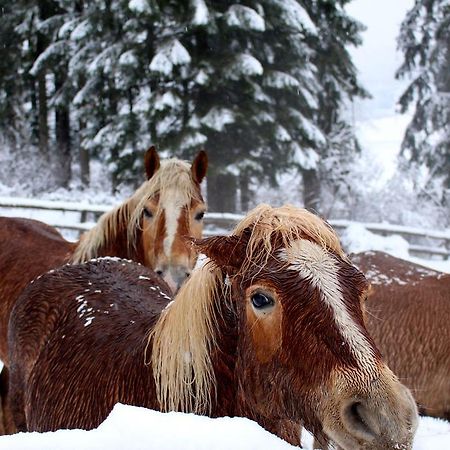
[144,146,160,180]
[191,150,208,184]
[194,234,247,271]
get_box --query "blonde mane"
[71,158,201,264]
[150,204,345,414]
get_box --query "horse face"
[141,150,207,293]
[201,234,418,449]
[141,196,206,293]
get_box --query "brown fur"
[352,250,450,420]
[8,205,418,449]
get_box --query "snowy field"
[0,201,449,448]
[0,404,449,450]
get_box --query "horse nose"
[169,267,191,292]
[156,266,190,294]
[342,400,379,441]
[340,384,418,448]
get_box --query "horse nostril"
[343,401,377,440]
[156,270,163,276]
[185,272,190,279]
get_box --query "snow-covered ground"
[0,404,449,450]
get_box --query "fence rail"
[0,196,449,259]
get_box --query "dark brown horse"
[352,250,450,421]
[0,147,207,433]
[8,205,418,449]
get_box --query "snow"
[273,0,317,35]
[149,40,191,76]
[342,223,450,273]
[202,107,235,132]
[128,0,150,14]
[346,0,415,188]
[264,71,300,89]
[224,5,266,32]
[0,404,449,449]
[154,91,182,111]
[292,144,319,170]
[227,54,264,79]
[191,0,209,26]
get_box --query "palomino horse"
[8,205,418,449]
[352,250,450,420]
[0,147,207,433]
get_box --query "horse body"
[9,259,167,431]
[0,217,75,365]
[8,205,418,449]
[352,251,450,420]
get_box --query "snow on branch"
[272,0,317,35]
[128,0,152,14]
[226,53,263,80]
[191,0,209,25]
[149,39,191,76]
[224,5,265,32]
[202,107,235,132]
[30,41,67,75]
[264,71,300,89]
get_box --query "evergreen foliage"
[0,0,366,211]
[397,0,450,205]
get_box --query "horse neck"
[74,205,143,263]
[94,225,142,262]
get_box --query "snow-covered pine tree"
[303,0,368,213]
[397,0,450,206]
[148,1,326,212]
[0,3,25,144]
[61,0,157,190]
[0,0,69,189]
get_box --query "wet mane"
[71,158,201,264]
[150,204,345,414]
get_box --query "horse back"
[8,258,170,431]
[0,217,75,364]
[352,251,450,418]
[351,250,442,284]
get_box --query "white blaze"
[279,239,375,368]
[162,192,183,258]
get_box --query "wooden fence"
[0,196,449,259]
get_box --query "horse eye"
[195,211,205,221]
[251,292,274,309]
[143,208,153,219]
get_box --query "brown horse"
[8,205,418,449]
[0,147,207,366]
[352,250,450,421]
[0,147,207,434]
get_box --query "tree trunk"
[239,172,252,213]
[302,168,321,214]
[79,145,90,187]
[207,172,237,212]
[37,71,49,161]
[36,0,57,162]
[54,73,71,188]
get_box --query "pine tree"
[397,0,450,205]
[302,0,368,213]
[148,1,338,211]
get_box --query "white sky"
[344,0,415,185]
[346,0,415,119]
